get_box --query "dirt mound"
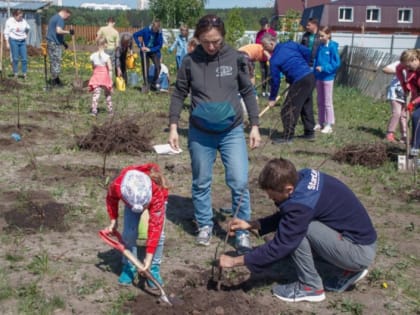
[332,143,389,168]
[0,78,25,90]
[123,268,279,314]
[76,116,154,154]
[2,190,69,233]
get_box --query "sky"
[61,0,273,9]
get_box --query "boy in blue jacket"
[219,158,377,303]
[133,19,163,91]
[261,34,316,144]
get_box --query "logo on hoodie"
[216,65,233,78]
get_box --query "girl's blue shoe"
[146,264,164,289]
[118,264,137,285]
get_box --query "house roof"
[0,1,51,11]
[327,0,420,6]
[275,0,329,16]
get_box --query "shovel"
[0,24,3,79]
[141,48,149,93]
[98,229,172,306]
[71,27,83,89]
[41,42,50,91]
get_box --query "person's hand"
[316,66,322,72]
[106,219,117,233]
[69,29,75,36]
[227,218,251,236]
[63,42,68,49]
[249,125,261,149]
[168,124,180,151]
[117,68,122,77]
[268,100,276,107]
[219,254,245,268]
[6,42,10,50]
[141,47,150,52]
[139,253,153,273]
[407,102,415,113]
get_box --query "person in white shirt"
[88,37,113,116]
[4,9,30,79]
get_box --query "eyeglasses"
[198,17,223,28]
[200,38,223,47]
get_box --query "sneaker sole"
[273,292,326,302]
[196,239,211,246]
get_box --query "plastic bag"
[126,53,137,69]
[115,76,126,91]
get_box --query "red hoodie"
[106,163,168,255]
[396,63,420,105]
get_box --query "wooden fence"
[41,25,139,43]
[336,46,400,100]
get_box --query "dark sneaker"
[196,226,212,246]
[272,281,325,302]
[297,133,315,141]
[235,233,252,255]
[324,269,368,293]
[272,137,294,145]
[219,207,233,216]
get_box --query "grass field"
[0,47,418,315]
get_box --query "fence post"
[390,34,394,55]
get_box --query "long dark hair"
[194,14,225,39]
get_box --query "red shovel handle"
[98,229,126,253]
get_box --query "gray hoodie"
[169,43,259,133]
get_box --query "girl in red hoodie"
[105,163,169,287]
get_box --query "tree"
[224,8,245,48]
[149,0,206,28]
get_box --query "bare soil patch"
[1,190,68,233]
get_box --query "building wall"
[324,4,419,34]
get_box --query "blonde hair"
[400,49,420,64]
[96,36,108,61]
[187,37,199,53]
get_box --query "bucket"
[138,210,149,240]
[128,72,139,87]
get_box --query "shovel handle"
[98,229,169,303]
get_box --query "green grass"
[0,47,418,314]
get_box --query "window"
[339,7,353,22]
[366,7,381,22]
[398,8,413,23]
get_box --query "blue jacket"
[169,34,188,59]
[133,25,163,57]
[269,41,312,101]
[313,40,341,81]
[244,169,377,274]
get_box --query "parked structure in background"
[0,1,50,47]
[301,0,419,35]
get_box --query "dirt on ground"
[0,82,419,315]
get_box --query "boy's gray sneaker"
[235,233,252,255]
[272,281,325,302]
[324,268,368,293]
[196,226,212,246]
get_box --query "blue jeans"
[121,205,165,267]
[9,38,27,75]
[188,124,251,236]
[411,106,420,149]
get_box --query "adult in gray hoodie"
[168,14,261,253]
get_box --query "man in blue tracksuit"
[261,34,316,144]
[219,158,377,303]
[133,19,163,91]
